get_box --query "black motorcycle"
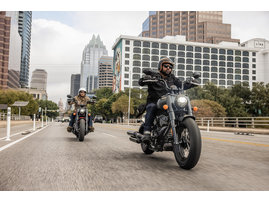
[127,71,202,170]
[67,95,95,142]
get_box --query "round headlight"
[80,108,85,114]
[176,95,188,108]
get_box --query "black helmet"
[158,57,174,72]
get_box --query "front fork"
[167,96,179,145]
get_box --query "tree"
[94,87,113,101]
[111,94,134,118]
[0,89,39,115]
[191,99,226,117]
[36,100,59,119]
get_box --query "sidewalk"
[0,120,35,128]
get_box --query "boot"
[67,126,73,132]
[142,130,151,142]
[89,126,94,132]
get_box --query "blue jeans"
[144,103,157,131]
[69,114,93,127]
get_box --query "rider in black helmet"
[139,57,197,142]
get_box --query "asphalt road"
[0,122,268,191]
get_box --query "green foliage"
[0,89,39,115]
[191,99,226,117]
[94,87,113,101]
[36,100,59,118]
[112,94,134,117]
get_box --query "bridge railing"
[119,117,269,129]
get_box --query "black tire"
[173,118,201,170]
[79,119,85,142]
[141,142,154,155]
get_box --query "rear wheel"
[79,119,85,142]
[173,118,201,170]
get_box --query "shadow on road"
[65,137,91,143]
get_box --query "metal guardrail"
[0,112,31,121]
[119,117,269,129]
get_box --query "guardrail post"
[207,120,210,132]
[236,118,239,128]
[33,114,36,131]
[223,118,225,127]
[201,118,204,126]
[5,107,11,141]
[211,118,214,127]
[251,118,254,128]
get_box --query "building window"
[195,59,201,65]
[143,41,150,47]
[125,60,129,65]
[169,44,176,50]
[219,68,225,73]
[203,73,209,78]
[235,75,241,80]
[252,58,256,62]
[133,74,140,80]
[151,62,158,67]
[219,80,226,85]
[252,64,256,68]
[252,70,256,74]
[187,46,193,51]
[227,80,233,85]
[235,50,241,56]
[152,42,159,48]
[211,67,218,72]
[227,74,233,79]
[151,49,159,55]
[161,50,168,55]
[133,67,141,73]
[203,47,210,53]
[142,55,150,60]
[169,51,176,56]
[195,53,201,58]
[124,74,129,78]
[133,54,141,60]
[243,57,249,62]
[243,63,249,68]
[211,48,218,53]
[151,56,159,61]
[125,53,129,58]
[211,73,218,78]
[227,56,233,61]
[203,60,209,65]
[186,65,193,70]
[125,40,130,45]
[161,43,168,49]
[142,61,150,67]
[203,54,209,59]
[227,62,233,67]
[178,64,185,70]
[186,52,193,58]
[203,66,209,72]
[243,69,249,74]
[178,58,185,64]
[219,61,225,67]
[125,66,129,71]
[227,49,233,55]
[211,54,218,60]
[124,80,129,85]
[235,69,241,74]
[186,59,193,64]
[219,55,226,61]
[235,57,241,62]
[178,45,185,50]
[235,63,241,68]
[227,68,233,73]
[195,66,201,71]
[178,71,185,76]
[134,41,141,46]
[178,51,185,57]
[195,47,202,52]
[125,47,130,52]
[142,48,150,54]
[252,52,256,56]
[219,74,225,79]
[243,75,249,80]
[243,51,249,56]
[219,49,226,54]
[252,76,256,80]
[133,48,141,53]
[133,61,141,66]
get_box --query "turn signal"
[193,107,198,112]
[88,113,91,116]
[163,105,168,110]
[73,113,76,115]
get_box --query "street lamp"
[127,67,132,125]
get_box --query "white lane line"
[102,133,116,138]
[0,125,49,152]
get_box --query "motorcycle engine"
[157,115,169,127]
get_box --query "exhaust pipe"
[129,137,141,144]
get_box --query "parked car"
[94,115,103,123]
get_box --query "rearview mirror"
[67,95,72,98]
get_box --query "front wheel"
[79,119,85,141]
[173,118,201,170]
[141,142,154,154]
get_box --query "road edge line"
[0,125,49,152]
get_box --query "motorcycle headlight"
[176,95,188,108]
[80,108,85,114]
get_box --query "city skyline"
[28,11,269,104]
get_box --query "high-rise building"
[80,34,108,93]
[30,69,47,90]
[0,11,11,89]
[6,11,22,89]
[98,56,113,88]
[141,11,240,44]
[70,74,80,97]
[112,35,269,92]
[18,11,32,88]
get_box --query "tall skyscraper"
[141,11,239,44]
[80,34,108,93]
[18,11,32,88]
[6,11,22,89]
[0,11,11,89]
[98,56,113,88]
[70,74,80,97]
[30,69,47,90]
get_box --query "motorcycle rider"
[67,88,94,132]
[138,57,197,142]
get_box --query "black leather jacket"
[139,72,192,104]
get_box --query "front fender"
[178,115,196,122]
